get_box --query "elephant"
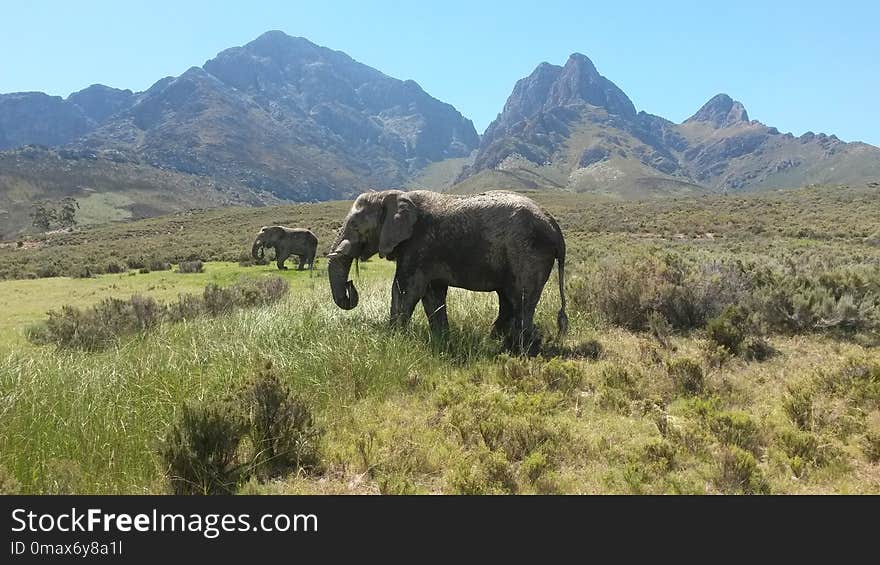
[327,189,568,354]
[251,226,318,271]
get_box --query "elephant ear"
[379,192,417,258]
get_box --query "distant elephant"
[327,190,568,354]
[251,226,318,271]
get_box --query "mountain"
[73,31,478,201]
[455,54,880,196]
[0,86,137,150]
[0,31,479,236]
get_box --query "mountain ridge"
[1,35,878,238]
[457,54,880,196]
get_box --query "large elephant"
[251,226,318,271]
[327,190,568,353]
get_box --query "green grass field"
[1,185,879,494]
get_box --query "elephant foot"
[277,266,288,270]
[504,328,543,357]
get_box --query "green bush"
[166,293,206,322]
[706,305,750,354]
[715,445,769,494]
[709,410,763,455]
[160,401,248,495]
[445,449,517,494]
[149,259,172,271]
[575,253,750,332]
[782,382,815,430]
[245,363,321,479]
[28,278,289,349]
[777,427,842,474]
[202,284,238,315]
[177,260,204,274]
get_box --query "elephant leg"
[507,288,542,356]
[492,291,515,338]
[297,255,306,271]
[422,283,449,337]
[390,273,423,329]
[276,252,289,270]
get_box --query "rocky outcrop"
[684,93,749,128]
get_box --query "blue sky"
[2,0,878,144]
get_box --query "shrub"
[166,293,206,322]
[29,278,289,349]
[521,450,553,484]
[160,401,248,495]
[667,357,704,396]
[575,253,750,332]
[35,296,165,350]
[71,265,95,278]
[445,449,517,494]
[709,410,763,455]
[245,363,321,479]
[105,262,126,274]
[569,339,604,360]
[777,429,823,466]
[642,438,676,472]
[742,337,777,362]
[706,305,750,354]
[237,277,290,307]
[149,259,172,272]
[34,263,61,278]
[129,295,164,330]
[177,260,204,274]
[715,445,769,494]
[647,311,674,348]
[495,356,584,395]
[202,284,238,315]
[782,382,815,430]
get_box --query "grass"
[1,184,880,494]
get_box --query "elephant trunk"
[251,238,264,259]
[328,237,358,310]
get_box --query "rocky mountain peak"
[67,84,136,123]
[546,53,636,118]
[685,93,750,127]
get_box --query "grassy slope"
[1,185,880,494]
[405,158,470,192]
[0,150,276,238]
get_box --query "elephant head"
[251,226,284,259]
[327,190,417,310]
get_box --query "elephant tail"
[551,216,569,337]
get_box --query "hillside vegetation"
[1,184,879,494]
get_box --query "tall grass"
[0,275,509,493]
